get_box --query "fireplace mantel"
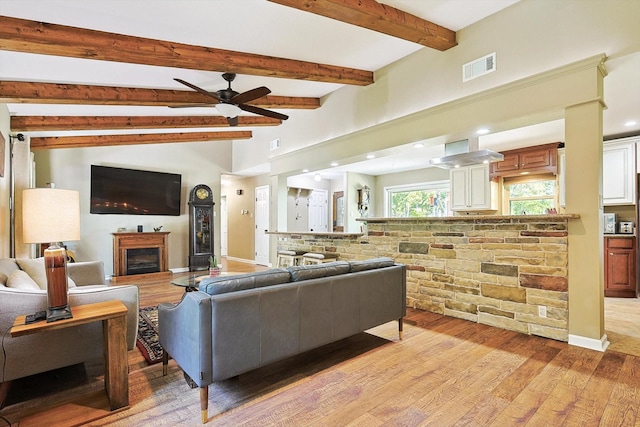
[112,232,171,280]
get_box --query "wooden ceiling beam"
[30,131,252,150]
[12,115,281,131]
[0,16,373,86]
[0,81,320,109]
[268,0,456,51]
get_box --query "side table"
[11,299,129,411]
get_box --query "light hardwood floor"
[2,260,639,426]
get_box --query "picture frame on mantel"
[0,132,5,177]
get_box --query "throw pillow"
[16,258,47,289]
[6,270,41,290]
[15,258,76,289]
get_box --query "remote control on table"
[25,310,47,324]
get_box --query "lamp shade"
[23,188,81,244]
[215,103,241,118]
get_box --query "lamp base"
[46,305,72,323]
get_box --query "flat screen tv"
[90,165,182,216]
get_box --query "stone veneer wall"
[274,215,575,342]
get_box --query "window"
[504,174,556,215]
[385,181,450,217]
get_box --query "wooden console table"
[11,300,129,417]
[112,231,170,280]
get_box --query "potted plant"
[209,255,221,277]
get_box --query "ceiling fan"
[172,73,289,126]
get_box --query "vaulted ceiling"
[1,0,638,177]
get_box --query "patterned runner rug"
[136,305,163,365]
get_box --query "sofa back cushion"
[199,269,291,295]
[348,257,395,273]
[287,261,350,282]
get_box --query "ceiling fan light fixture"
[216,103,241,118]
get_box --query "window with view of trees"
[386,182,450,217]
[504,175,556,215]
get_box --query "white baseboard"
[568,333,610,352]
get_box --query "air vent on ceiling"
[463,52,496,82]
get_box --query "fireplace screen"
[125,247,160,275]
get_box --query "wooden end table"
[11,299,129,411]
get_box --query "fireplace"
[112,232,170,279]
[125,247,160,275]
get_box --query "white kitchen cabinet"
[450,164,495,211]
[603,138,636,205]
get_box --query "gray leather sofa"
[159,257,406,423]
[0,259,139,390]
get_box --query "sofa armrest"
[159,292,212,387]
[68,261,106,286]
[68,285,139,349]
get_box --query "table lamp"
[22,188,81,322]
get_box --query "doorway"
[308,189,328,232]
[220,196,228,257]
[254,185,270,266]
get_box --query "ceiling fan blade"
[239,104,289,121]
[174,78,222,102]
[227,116,239,127]
[168,104,216,108]
[231,86,271,105]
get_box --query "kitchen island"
[270,214,580,342]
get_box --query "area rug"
[136,305,163,365]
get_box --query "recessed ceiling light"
[366,154,375,159]
[302,169,309,173]
[624,120,638,127]
[476,128,490,135]
[330,162,339,167]
[413,143,424,148]
[314,174,322,182]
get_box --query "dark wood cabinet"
[490,143,559,179]
[604,237,637,297]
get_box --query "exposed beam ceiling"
[0,81,321,109]
[0,15,373,86]
[30,131,252,150]
[268,0,456,51]
[11,115,281,131]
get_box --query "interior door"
[308,189,328,232]
[254,185,270,266]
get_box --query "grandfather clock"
[188,184,215,271]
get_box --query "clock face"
[196,188,209,200]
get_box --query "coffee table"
[171,271,242,291]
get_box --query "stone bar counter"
[269,214,579,342]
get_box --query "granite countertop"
[604,234,636,238]
[357,214,580,222]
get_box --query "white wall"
[33,140,232,276]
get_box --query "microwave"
[603,213,616,234]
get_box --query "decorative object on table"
[22,188,81,322]
[153,226,163,232]
[188,184,215,271]
[209,255,220,277]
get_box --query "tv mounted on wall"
[90,165,182,216]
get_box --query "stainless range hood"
[429,138,503,169]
